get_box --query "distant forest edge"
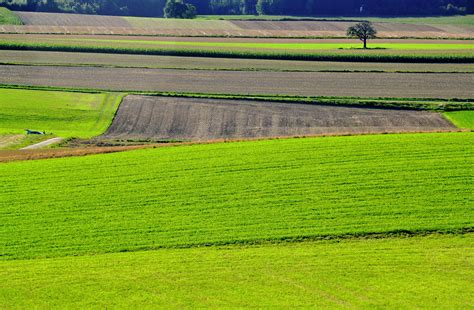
[0,0,473,17]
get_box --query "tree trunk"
[363,38,367,49]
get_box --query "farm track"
[5,11,473,38]
[20,137,63,150]
[1,50,474,73]
[102,96,457,141]
[0,65,472,98]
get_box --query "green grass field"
[1,132,472,260]
[1,40,472,63]
[0,88,122,139]
[1,234,472,308]
[63,38,474,51]
[0,7,22,25]
[445,111,474,130]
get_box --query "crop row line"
[1,42,473,63]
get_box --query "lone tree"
[163,0,197,19]
[347,21,377,49]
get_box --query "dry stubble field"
[1,50,473,72]
[2,11,472,38]
[0,65,472,98]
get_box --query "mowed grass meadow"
[0,8,22,25]
[1,234,473,308]
[0,88,122,138]
[1,133,472,260]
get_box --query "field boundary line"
[3,228,472,262]
[1,61,474,74]
[1,42,473,63]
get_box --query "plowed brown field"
[102,96,456,141]
[2,50,472,72]
[3,11,472,38]
[1,65,472,98]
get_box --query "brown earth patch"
[16,11,132,28]
[4,12,473,38]
[101,96,457,141]
[1,65,472,99]
[2,50,473,72]
[0,144,153,162]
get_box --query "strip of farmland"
[1,133,472,260]
[102,96,455,141]
[1,235,472,308]
[1,65,472,98]
[1,34,471,56]
[4,11,472,38]
[1,50,473,73]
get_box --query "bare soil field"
[2,50,472,72]
[3,12,472,38]
[0,144,153,162]
[1,65,472,98]
[102,96,456,141]
[17,11,132,27]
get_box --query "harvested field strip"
[444,111,474,130]
[102,96,456,141]
[0,88,123,138]
[2,84,472,111]
[16,11,131,28]
[1,234,473,308]
[1,50,474,73]
[0,65,472,100]
[200,15,474,25]
[10,12,474,38]
[1,132,473,260]
[0,40,473,63]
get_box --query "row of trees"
[0,0,472,17]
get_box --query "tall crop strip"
[0,133,473,260]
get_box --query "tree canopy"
[163,0,196,18]
[347,21,377,48]
[0,0,471,17]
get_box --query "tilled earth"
[1,65,472,99]
[4,12,473,38]
[1,50,473,72]
[102,96,457,141]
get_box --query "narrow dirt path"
[21,137,63,150]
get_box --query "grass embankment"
[0,40,472,63]
[1,133,472,260]
[0,88,123,140]
[445,111,474,130]
[0,8,22,25]
[1,234,473,308]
